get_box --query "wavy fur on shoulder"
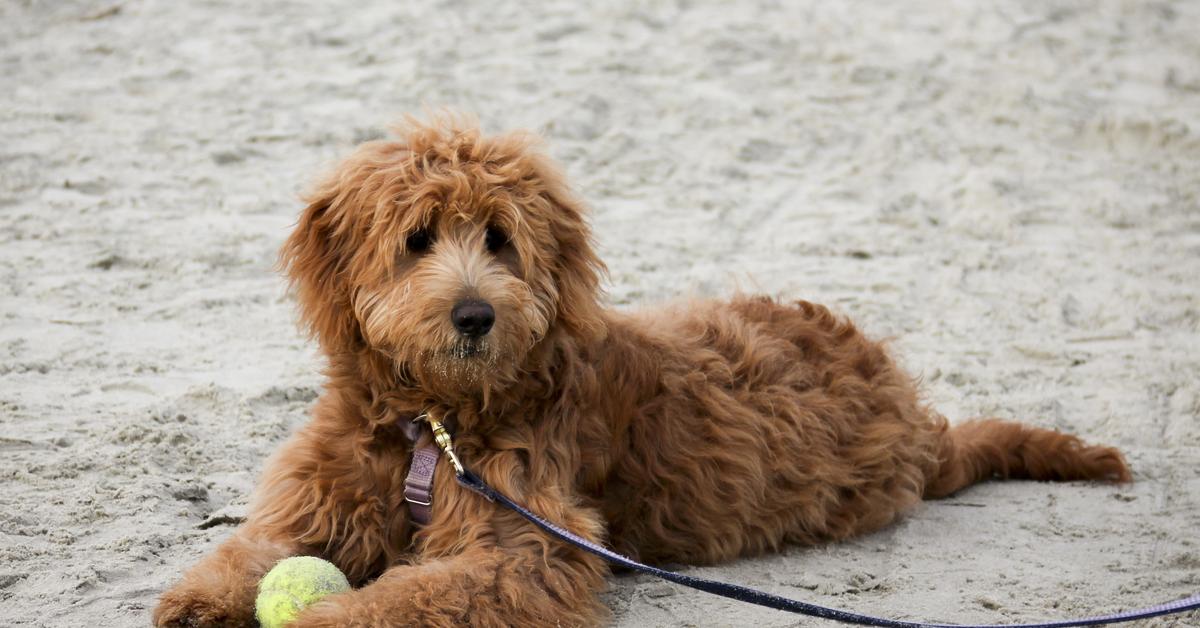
[154,117,1130,627]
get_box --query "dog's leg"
[152,526,300,627]
[154,417,410,627]
[289,487,611,628]
[924,418,1131,498]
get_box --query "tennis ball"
[255,556,351,628]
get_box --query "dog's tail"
[924,418,1131,499]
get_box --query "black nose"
[451,300,495,338]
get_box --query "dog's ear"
[279,180,360,353]
[533,155,609,344]
[279,143,398,353]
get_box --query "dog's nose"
[451,300,495,338]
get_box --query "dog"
[153,117,1131,627]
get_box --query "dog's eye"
[485,225,508,253]
[406,229,433,254]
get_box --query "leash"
[416,414,1200,627]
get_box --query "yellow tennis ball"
[255,556,351,628]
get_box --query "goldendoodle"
[154,117,1130,627]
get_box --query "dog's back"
[591,296,1129,566]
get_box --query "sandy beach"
[1,1,1197,626]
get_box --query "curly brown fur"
[154,116,1131,628]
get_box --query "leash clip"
[420,410,464,476]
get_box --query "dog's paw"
[152,583,255,628]
[286,596,357,628]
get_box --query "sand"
[1,1,1197,626]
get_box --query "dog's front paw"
[153,582,256,628]
[287,594,361,628]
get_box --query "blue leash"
[453,469,1199,627]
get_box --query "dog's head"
[280,118,606,399]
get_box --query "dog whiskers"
[414,341,501,385]
[450,339,483,360]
